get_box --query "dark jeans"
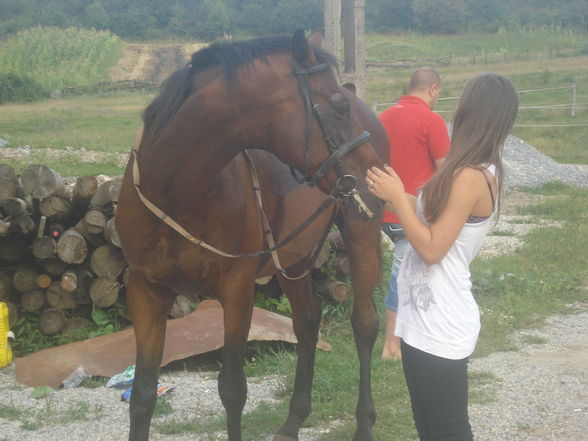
[401,340,474,441]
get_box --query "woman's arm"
[367,165,487,265]
[383,194,416,214]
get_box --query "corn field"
[0,26,122,91]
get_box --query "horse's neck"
[141,110,250,203]
[140,61,288,202]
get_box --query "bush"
[0,73,46,103]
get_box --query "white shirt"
[395,165,496,359]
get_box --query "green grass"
[0,397,104,431]
[0,92,150,176]
[365,29,587,63]
[520,334,549,345]
[0,93,149,151]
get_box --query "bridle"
[293,61,371,196]
[131,59,374,279]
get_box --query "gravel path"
[469,308,588,441]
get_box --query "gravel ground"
[1,309,586,441]
[468,308,588,441]
[1,136,587,440]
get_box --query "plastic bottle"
[62,366,89,388]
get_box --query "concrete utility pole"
[324,0,366,99]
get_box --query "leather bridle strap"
[243,151,337,280]
[131,149,339,260]
[294,62,371,187]
[308,130,370,187]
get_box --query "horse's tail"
[142,66,192,141]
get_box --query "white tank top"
[395,164,496,359]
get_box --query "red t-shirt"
[379,95,450,223]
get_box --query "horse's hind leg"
[126,270,175,441]
[274,269,321,441]
[217,274,256,441]
[339,218,381,441]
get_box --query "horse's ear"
[342,82,357,95]
[291,29,317,67]
[308,29,324,49]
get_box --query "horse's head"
[272,30,384,220]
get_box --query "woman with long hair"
[366,73,519,441]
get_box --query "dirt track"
[108,43,206,83]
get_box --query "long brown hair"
[422,73,518,222]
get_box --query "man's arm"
[434,157,445,170]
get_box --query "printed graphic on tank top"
[401,248,435,311]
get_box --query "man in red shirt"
[379,67,450,360]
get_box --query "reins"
[130,149,339,279]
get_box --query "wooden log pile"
[0,164,127,336]
[1,163,353,340]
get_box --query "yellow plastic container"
[0,302,13,368]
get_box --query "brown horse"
[116,30,389,441]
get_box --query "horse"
[116,30,389,441]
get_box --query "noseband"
[293,62,370,196]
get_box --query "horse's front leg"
[339,218,381,441]
[273,269,321,441]
[218,272,256,441]
[126,270,175,441]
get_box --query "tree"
[412,0,468,34]
[84,1,110,30]
[366,0,415,32]
[464,0,510,32]
[169,0,231,41]
[267,0,322,35]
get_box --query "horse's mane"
[142,35,338,141]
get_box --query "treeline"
[0,0,322,40]
[368,0,588,34]
[0,0,587,41]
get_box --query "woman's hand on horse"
[366,165,405,207]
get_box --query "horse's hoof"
[272,434,298,441]
[352,431,374,441]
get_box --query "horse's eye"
[328,93,349,115]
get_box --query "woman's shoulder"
[451,165,496,194]
[455,163,496,179]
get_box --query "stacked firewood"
[0,164,126,335]
[1,163,352,338]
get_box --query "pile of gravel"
[502,134,588,191]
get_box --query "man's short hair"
[409,67,441,92]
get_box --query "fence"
[51,79,160,99]
[365,47,581,70]
[372,83,588,128]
